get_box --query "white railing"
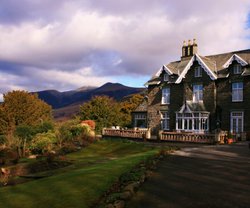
[102,128,151,139]
[160,131,215,144]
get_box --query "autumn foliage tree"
[80,96,123,133]
[0,90,52,148]
[79,94,144,132]
[120,94,144,127]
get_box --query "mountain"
[34,82,145,120]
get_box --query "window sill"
[232,100,243,103]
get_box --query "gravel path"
[127,142,250,208]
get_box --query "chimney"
[192,38,198,54]
[181,39,198,60]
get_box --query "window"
[231,111,244,133]
[162,87,170,104]
[134,114,146,119]
[176,112,209,133]
[161,112,170,130]
[193,84,203,102]
[233,64,242,74]
[195,66,202,77]
[134,114,147,128]
[232,82,243,102]
[163,74,169,82]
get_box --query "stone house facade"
[132,39,250,137]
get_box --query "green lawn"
[0,139,159,208]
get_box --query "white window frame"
[162,87,170,104]
[232,82,243,102]
[230,111,244,133]
[163,74,169,82]
[233,64,242,74]
[134,114,147,128]
[176,112,209,133]
[134,114,146,119]
[194,66,202,77]
[193,84,203,102]
[161,112,170,130]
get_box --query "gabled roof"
[146,49,250,85]
[222,54,248,68]
[155,65,173,77]
[176,54,217,83]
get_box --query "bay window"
[176,112,209,133]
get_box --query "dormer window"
[164,74,169,82]
[233,64,242,74]
[194,66,202,77]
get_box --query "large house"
[132,39,250,138]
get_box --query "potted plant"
[227,132,234,144]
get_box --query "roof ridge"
[205,49,250,58]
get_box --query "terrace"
[102,128,231,144]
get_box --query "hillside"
[35,82,144,120]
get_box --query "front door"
[230,111,244,133]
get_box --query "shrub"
[34,121,54,134]
[56,119,94,147]
[57,144,79,155]
[81,120,96,130]
[30,131,57,154]
[0,148,19,165]
[0,135,5,145]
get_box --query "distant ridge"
[34,82,144,120]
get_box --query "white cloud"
[0,72,26,93]
[0,0,249,92]
[33,67,113,89]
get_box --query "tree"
[0,90,52,146]
[120,94,144,127]
[80,96,122,133]
[14,125,34,157]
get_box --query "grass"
[0,139,159,208]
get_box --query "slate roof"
[146,49,250,85]
[177,101,208,113]
[133,98,148,112]
[144,77,161,86]
[186,101,208,112]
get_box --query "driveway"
[127,142,250,208]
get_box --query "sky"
[0,0,250,101]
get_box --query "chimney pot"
[188,40,191,46]
[193,38,197,45]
